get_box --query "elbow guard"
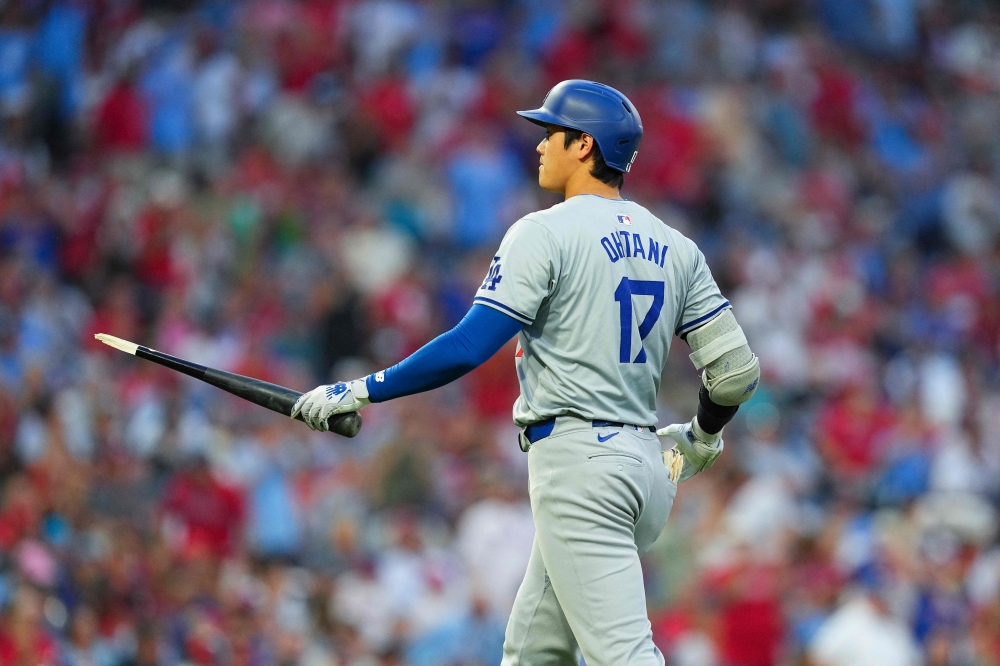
[684,309,760,407]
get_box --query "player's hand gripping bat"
[94,333,362,437]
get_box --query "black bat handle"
[135,347,363,437]
[327,412,364,438]
[200,367,363,438]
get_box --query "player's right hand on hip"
[291,379,370,431]
[657,417,723,482]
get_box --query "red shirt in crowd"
[467,339,520,418]
[161,465,245,558]
[719,597,785,666]
[816,385,897,476]
[94,80,147,152]
[0,628,59,666]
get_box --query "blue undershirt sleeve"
[365,304,523,403]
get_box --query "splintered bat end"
[94,333,140,356]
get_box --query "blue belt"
[522,418,655,445]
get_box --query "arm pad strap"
[688,328,748,369]
[685,309,749,371]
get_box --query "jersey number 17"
[614,278,664,364]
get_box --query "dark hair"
[562,128,625,189]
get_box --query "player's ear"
[578,133,596,162]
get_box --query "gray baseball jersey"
[474,194,729,428]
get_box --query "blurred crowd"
[1,0,1000,665]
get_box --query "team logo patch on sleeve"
[617,214,632,225]
[480,256,503,291]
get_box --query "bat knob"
[329,411,363,438]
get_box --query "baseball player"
[293,80,760,665]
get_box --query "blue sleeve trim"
[676,301,731,336]
[472,297,534,324]
[366,304,524,403]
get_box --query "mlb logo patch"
[617,215,632,225]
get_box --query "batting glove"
[291,379,370,432]
[657,416,723,482]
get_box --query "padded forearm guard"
[684,309,760,407]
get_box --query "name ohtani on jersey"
[600,229,668,267]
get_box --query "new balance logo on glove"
[325,383,349,401]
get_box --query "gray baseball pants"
[501,417,676,666]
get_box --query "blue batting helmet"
[517,80,643,173]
